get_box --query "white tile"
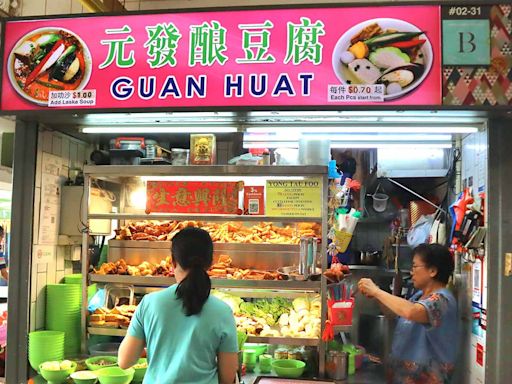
[30,256,39,301]
[69,142,78,169]
[56,270,65,284]
[47,249,57,283]
[77,144,86,167]
[35,272,47,329]
[52,134,63,157]
[42,131,53,154]
[35,133,43,188]
[30,302,37,332]
[61,136,71,163]
[70,0,84,13]
[37,263,47,273]
[46,0,72,15]
[64,261,74,275]
[21,0,46,16]
[56,246,66,271]
[124,1,140,11]
[32,187,41,245]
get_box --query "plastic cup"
[243,350,257,372]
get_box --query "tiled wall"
[30,128,90,331]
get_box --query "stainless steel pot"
[358,314,396,359]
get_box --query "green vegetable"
[240,298,292,324]
[369,47,410,69]
[364,32,424,47]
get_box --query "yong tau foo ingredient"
[94,255,284,281]
[133,361,148,369]
[89,305,136,328]
[217,292,322,339]
[348,41,369,60]
[115,220,320,244]
[94,257,173,277]
[41,360,74,371]
[368,47,410,69]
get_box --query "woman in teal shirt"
[118,228,238,384]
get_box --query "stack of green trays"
[28,330,65,371]
[45,284,81,356]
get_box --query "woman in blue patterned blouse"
[359,244,458,384]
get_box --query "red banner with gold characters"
[146,181,244,214]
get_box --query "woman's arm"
[118,335,145,369]
[359,278,428,323]
[217,352,238,384]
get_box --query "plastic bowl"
[272,359,306,378]
[39,361,77,384]
[71,370,98,384]
[96,367,135,384]
[85,356,118,371]
[132,358,148,383]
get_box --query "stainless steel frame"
[82,165,329,375]
[6,121,38,383]
[486,119,512,383]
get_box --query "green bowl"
[97,367,135,384]
[132,358,147,383]
[39,361,77,384]
[70,370,98,384]
[85,356,118,371]
[272,359,306,378]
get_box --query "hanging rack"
[387,178,447,215]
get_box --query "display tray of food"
[214,293,322,340]
[114,220,320,244]
[89,292,322,343]
[94,255,288,281]
[89,305,137,329]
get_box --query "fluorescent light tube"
[140,176,305,182]
[243,134,452,142]
[245,126,478,134]
[243,142,452,149]
[81,126,238,134]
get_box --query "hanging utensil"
[392,239,403,296]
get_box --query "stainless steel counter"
[245,363,385,384]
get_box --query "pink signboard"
[1,6,441,111]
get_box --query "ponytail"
[176,267,211,316]
[171,227,213,316]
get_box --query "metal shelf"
[84,165,327,178]
[348,265,410,275]
[246,336,319,346]
[87,327,319,346]
[88,212,322,223]
[88,327,127,337]
[90,274,322,291]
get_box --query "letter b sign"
[443,20,490,65]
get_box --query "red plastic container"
[328,299,354,326]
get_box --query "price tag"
[48,89,96,107]
[328,84,385,102]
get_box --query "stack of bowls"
[64,274,83,285]
[46,284,81,356]
[28,331,65,371]
[64,274,98,303]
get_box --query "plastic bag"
[429,211,447,245]
[88,288,106,313]
[407,214,435,248]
